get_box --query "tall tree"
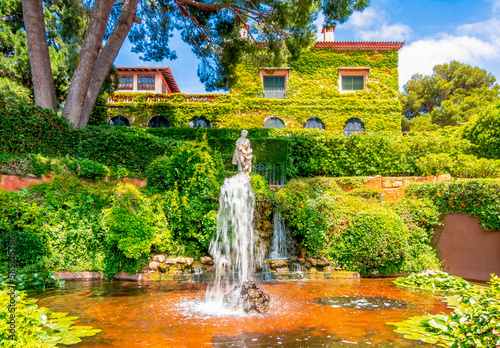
[400,61,500,130]
[22,0,369,128]
[2,0,87,103]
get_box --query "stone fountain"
[205,130,269,313]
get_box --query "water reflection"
[30,278,449,347]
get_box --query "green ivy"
[405,179,500,231]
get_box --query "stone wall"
[361,173,451,201]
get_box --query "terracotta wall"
[0,174,53,191]
[0,175,146,192]
[434,214,500,282]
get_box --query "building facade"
[108,27,404,133]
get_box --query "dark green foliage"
[0,96,72,156]
[462,100,500,159]
[405,179,500,231]
[88,93,109,126]
[286,131,475,178]
[146,143,225,253]
[388,198,442,272]
[76,159,109,180]
[71,126,179,174]
[401,61,500,129]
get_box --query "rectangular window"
[342,76,364,91]
[263,76,286,99]
[118,75,133,90]
[138,75,155,90]
[162,81,167,94]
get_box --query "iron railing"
[253,163,286,186]
[256,88,293,100]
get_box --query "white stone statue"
[232,130,253,174]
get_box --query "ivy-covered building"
[108,26,404,133]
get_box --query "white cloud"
[347,8,378,29]
[399,35,499,88]
[338,4,412,42]
[358,23,412,41]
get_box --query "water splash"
[269,209,294,259]
[205,173,256,305]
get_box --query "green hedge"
[2,95,499,180]
[405,179,500,231]
[275,177,442,274]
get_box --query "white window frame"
[338,67,370,93]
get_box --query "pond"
[31,278,450,347]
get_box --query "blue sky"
[114,0,500,94]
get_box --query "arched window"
[303,117,325,130]
[109,115,131,127]
[189,117,211,129]
[263,117,285,129]
[343,118,364,136]
[148,116,171,128]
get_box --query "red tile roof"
[116,66,181,93]
[315,41,404,51]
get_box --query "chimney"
[322,26,335,42]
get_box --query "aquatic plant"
[389,273,500,347]
[0,290,101,347]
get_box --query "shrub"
[416,153,500,178]
[76,159,109,180]
[146,143,225,253]
[462,100,500,159]
[104,183,171,261]
[331,207,408,275]
[347,187,385,202]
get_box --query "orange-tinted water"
[32,278,450,347]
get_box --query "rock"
[334,266,342,271]
[275,267,289,273]
[316,260,329,267]
[223,279,270,314]
[309,267,318,272]
[152,254,165,263]
[175,256,186,264]
[200,256,214,265]
[158,263,168,273]
[148,261,160,271]
[300,265,308,272]
[304,261,312,269]
[142,266,150,272]
[165,258,177,264]
[306,257,317,266]
[324,266,336,272]
[297,258,305,264]
[269,260,287,269]
[320,256,329,264]
[185,258,194,266]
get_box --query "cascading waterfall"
[268,209,294,259]
[205,172,256,304]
